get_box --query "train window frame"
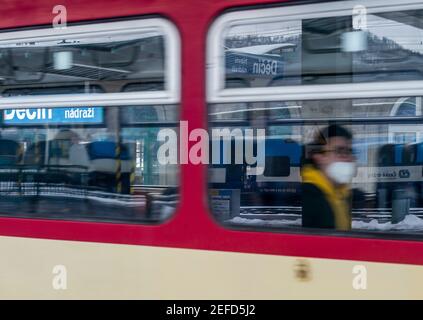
[206,1,423,240]
[0,17,181,225]
[207,0,423,104]
[207,100,423,240]
[0,17,180,108]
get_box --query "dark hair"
[303,124,353,166]
[316,124,352,143]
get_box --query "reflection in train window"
[0,19,180,223]
[0,20,171,97]
[0,105,178,223]
[209,97,423,235]
[222,7,423,88]
[209,79,250,121]
[122,82,165,92]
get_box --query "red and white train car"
[0,0,422,299]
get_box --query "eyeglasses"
[321,147,354,157]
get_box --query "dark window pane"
[209,98,423,235]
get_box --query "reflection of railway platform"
[0,188,177,223]
[0,165,178,222]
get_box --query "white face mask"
[325,161,356,185]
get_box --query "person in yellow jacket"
[301,124,356,231]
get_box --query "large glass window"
[0,105,178,223]
[208,0,423,102]
[209,97,423,234]
[208,1,423,237]
[0,18,180,223]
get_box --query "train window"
[210,79,250,121]
[208,0,423,102]
[0,18,180,224]
[210,97,420,121]
[0,104,179,223]
[0,18,179,107]
[208,96,423,236]
[207,1,423,238]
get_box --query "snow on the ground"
[228,214,423,231]
[352,214,423,231]
[227,216,301,227]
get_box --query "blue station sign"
[225,51,284,77]
[3,107,104,125]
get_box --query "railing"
[0,166,178,221]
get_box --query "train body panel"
[0,0,422,299]
[1,235,423,299]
